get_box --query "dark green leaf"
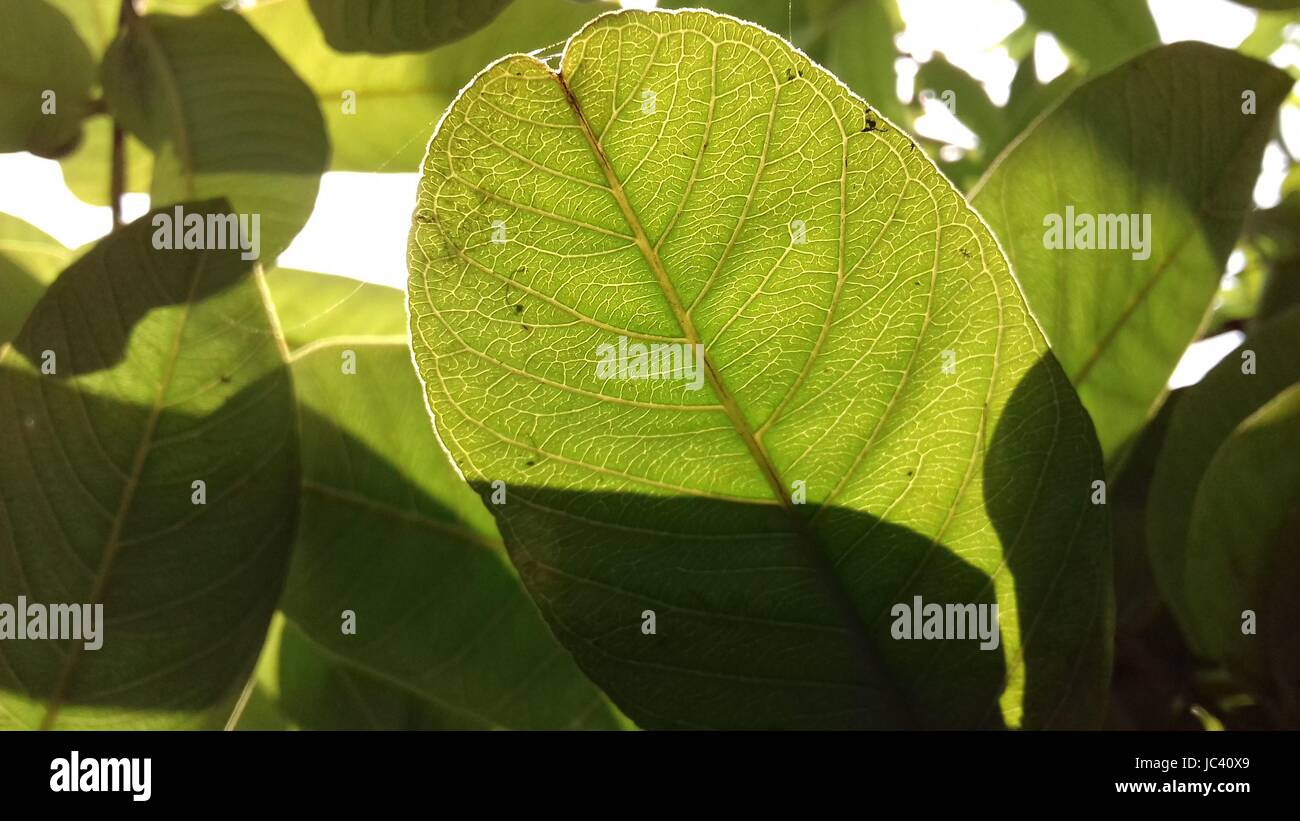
[282,334,625,729]
[1147,306,1300,641]
[1017,0,1160,71]
[307,0,514,54]
[0,0,96,157]
[0,202,299,729]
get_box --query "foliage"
[1,0,1297,730]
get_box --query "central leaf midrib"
[39,254,207,729]
[550,61,912,721]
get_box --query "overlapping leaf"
[1147,307,1300,643]
[1017,0,1159,71]
[0,214,74,344]
[282,338,624,728]
[102,9,329,259]
[1184,383,1300,710]
[973,44,1293,464]
[0,0,96,157]
[0,202,299,729]
[245,0,616,172]
[408,9,1111,729]
[307,0,514,54]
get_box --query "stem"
[110,125,125,227]
[109,0,140,227]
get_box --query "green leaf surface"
[1183,383,1300,699]
[56,117,155,208]
[264,268,407,353]
[101,9,329,259]
[244,0,615,172]
[408,8,1111,729]
[1147,306,1300,643]
[1017,0,1160,72]
[1232,0,1300,10]
[237,614,489,729]
[0,214,74,344]
[972,44,1293,464]
[0,202,299,729]
[281,337,624,729]
[0,0,96,157]
[307,0,514,54]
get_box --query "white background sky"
[2,0,1296,386]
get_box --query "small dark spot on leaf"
[220,374,231,384]
[514,303,524,314]
[525,459,535,467]
[785,67,795,81]
[414,210,434,223]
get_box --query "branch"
[110,0,140,227]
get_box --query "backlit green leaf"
[408,8,1111,729]
[972,44,1292,464]
[264,267,407,353]
[101,9,329,259]
[0,214,74,344]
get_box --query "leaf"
[1240,9,1300,61]
[307,0,514,54]
[236,614,490,729]
[818,0,908,126]
[243,0,617,172]
[0,0,96,157]
[55,117,156,208]
[1017,0,1160,72]
[1183,383,1300,701]
[1232,0,1300,10]
[972,44,1293,464]
[663,0,909,125]
[0,214,74,344]
[101,9,330,259]
[1258,256,1300,325]
[0,202,299,729]
[1147,306,1300,645]
[45,0,119,60]
[408,8,1111,729]
[927,54,1081,193]
[264,267,407,353]
[916,55,1000,141]
[281,335,624,729]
